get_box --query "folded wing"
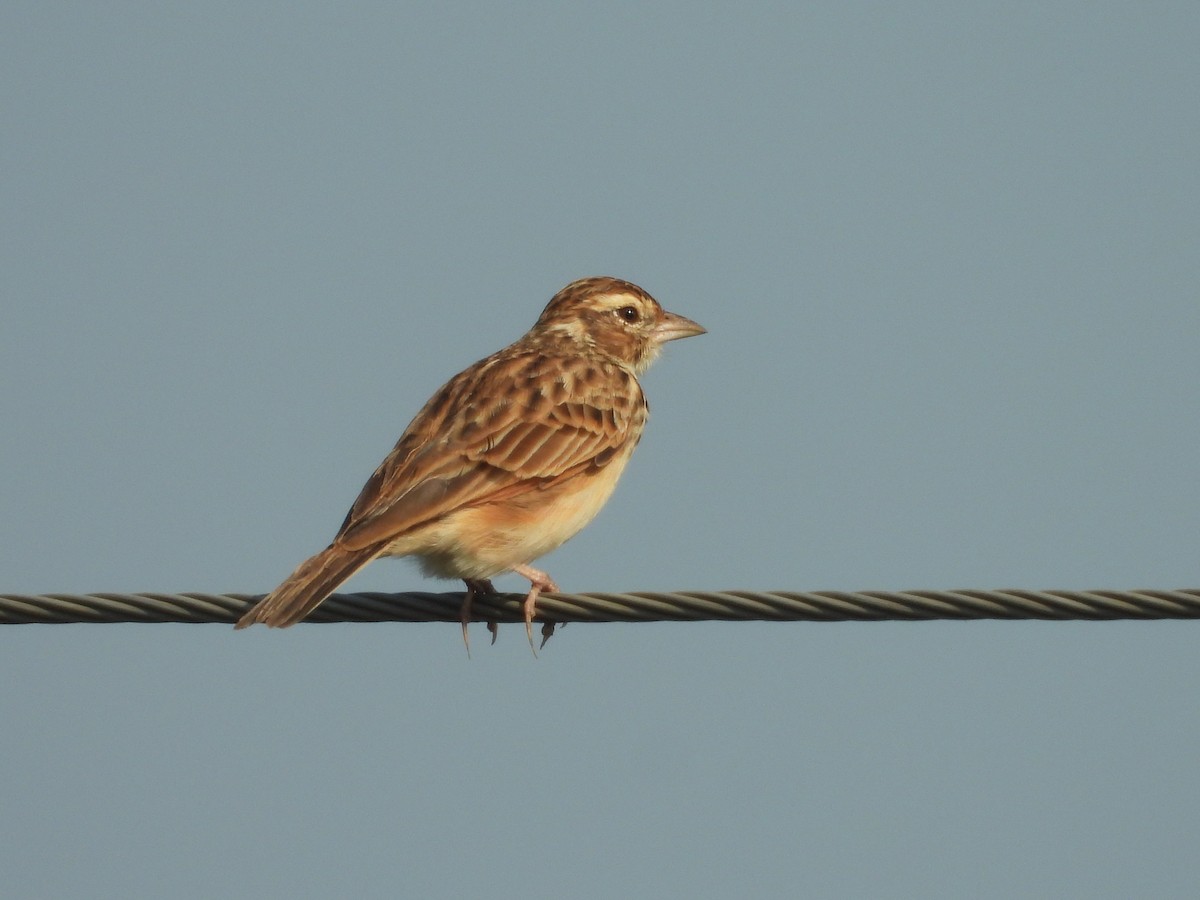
[336,352,643,551]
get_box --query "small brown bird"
[235,276,705,651]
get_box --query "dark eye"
[616,306,640,323]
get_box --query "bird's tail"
[235,542,382,629]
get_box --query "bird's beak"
[654,310,707,343]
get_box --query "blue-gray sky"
[3,3,1199,898]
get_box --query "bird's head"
[529,276,706,373]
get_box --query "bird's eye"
[616,306,640,323]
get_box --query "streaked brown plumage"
[235,276,705,651]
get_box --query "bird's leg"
[511,564,559,656]
[460,578,496,657]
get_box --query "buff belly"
[381,454,631,581]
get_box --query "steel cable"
[2,588,1199,625]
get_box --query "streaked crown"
[528,277,705,373]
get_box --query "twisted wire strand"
[2,588,1199,625]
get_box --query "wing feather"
[336,351,643,551]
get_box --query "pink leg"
[460,578,496,657]
[511,563,559,656]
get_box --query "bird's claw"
[463,569,557,657]
[460,578,497,658]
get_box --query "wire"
[2,588,1198,624]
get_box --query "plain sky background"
[3,3,1199,898]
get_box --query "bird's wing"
[335,351,643,551]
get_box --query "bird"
[235,276,705,652]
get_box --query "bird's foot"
[511,564,559,657]
[460,578,497,657]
